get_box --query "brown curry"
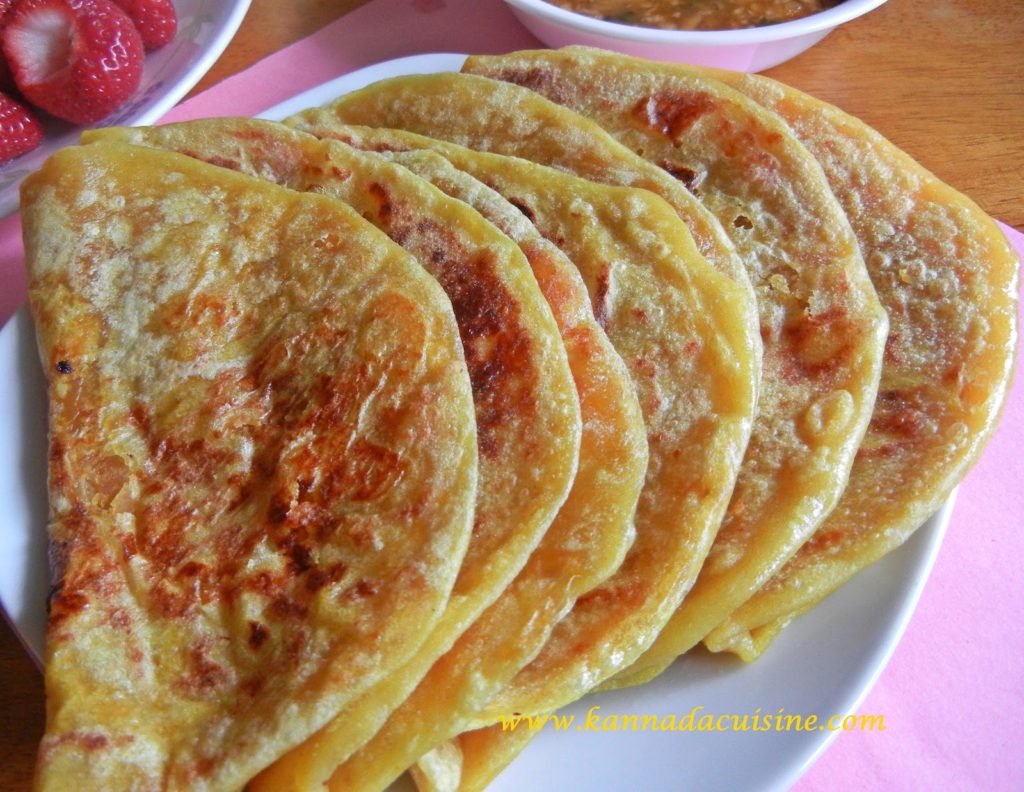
[546,0,844,30]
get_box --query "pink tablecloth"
[0,1,1021,789]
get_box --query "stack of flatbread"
[20,46,1017,792]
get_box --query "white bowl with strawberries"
[0,0,250,215]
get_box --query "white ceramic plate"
[0,0,252,218]
[0,52,952,792]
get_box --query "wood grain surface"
[1,0,1021,787]
[765,0,1024,228]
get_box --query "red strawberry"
[2,0,144,125]
[110,0,175,51]
[0,90,42,163]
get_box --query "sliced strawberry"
[0,90,42,163]
[110,0,175,51]
[2,0,144,125]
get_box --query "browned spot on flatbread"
[855,389,931,460]
[146,435,238,495]
[37,730,137,772]
[116,323,408,625]
[46,439,71,517]
[331,129,410,154]
[942,363,965,389]
[48,508,124,628]
[575,579,649,611]
[341,439,404,502]
[278,531,314,574]
[182,150,243,172]
[240,675,265,699]
[633,90,717,139]
[658,160,703,192]
[177,561,204,579]
[870,390,927,439]
[593,263,612,331]
[883,331,905,367]
[489,66,570,105]
[305,562,348,593]
[131,427,248,590]
[266,497,289,524]
[368,195,538,461]
[802,528,847,554]
[121,532,137,559]
[508,197,537,223]
[50,730,113,751]
[296,155,349,185]
[522,242,576,328]
[188,756,218,782]
[348,180,540,456]
[344,579,380,601]
[248,621,269,650]
[179,639,232,696]
[48,583,86,626]
[268,598,308,620]
[435,247,536,458]
[368,181,393,226]
[777,306,853,387]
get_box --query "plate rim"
[0,51,956,792]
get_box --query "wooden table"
[1,0,1021,788]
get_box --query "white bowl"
[502,0,888,72]
[0,0,252,218]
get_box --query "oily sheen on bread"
[285,71,756,299]
[383,147,646,589]
[85,119,585,791]
[23,140,477,791]
[336,149,648,791]
[698,68,1020,658]
[463,48,890,683]
[287,122,758,720]
[288,122,757,789]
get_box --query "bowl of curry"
[501,0,888,71]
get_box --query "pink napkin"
[1,1,1021,789]
[804,231,1024,792]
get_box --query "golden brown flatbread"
[385,147,646,597]
[286,123,758,724]
[698,68,1020,658]
[303,148,649,792]
[23,140,477,791]
[462,48,889,682]
[289,69,756,303]
[310,150,650,792]
[456,723,537,792]
[86,119,584,790]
